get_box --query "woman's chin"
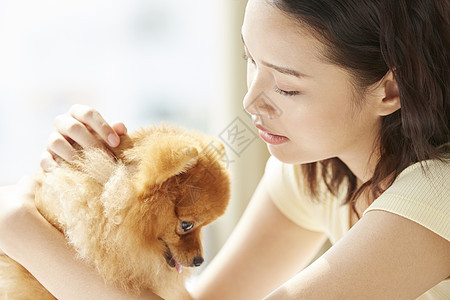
[268,145,325,165]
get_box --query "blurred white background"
[0,0,232,183]
[0,0,270,272]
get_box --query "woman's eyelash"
[243,53,256,64]
[274,87,301,96]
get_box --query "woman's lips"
[254,124,290,145]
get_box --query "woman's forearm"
[17,212,163,299]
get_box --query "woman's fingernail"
[108,134,120,147]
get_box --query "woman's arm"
[192,177,328,299]
[265,210,450,299]
[0,179,162,300]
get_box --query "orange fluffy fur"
[0,124,230,300]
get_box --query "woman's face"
[242,0,381,165]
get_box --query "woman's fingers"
[69,104,120,147]
[46,131,78,163]
[41,105,126,170]
[111,122,127,136]
[40,150,58,172]
[41,130,78,172]
[54,114,104,150]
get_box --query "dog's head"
[120,125,230,273]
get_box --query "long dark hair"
[269,0,449,215]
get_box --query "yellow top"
[263,156,449,300]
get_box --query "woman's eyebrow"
[241,32,308,78]
[260,61,306,78]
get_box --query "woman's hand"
[40,104,127,171]
[0,176,39,258]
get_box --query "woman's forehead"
[242,0,328,74]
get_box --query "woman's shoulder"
[364,157,450,241]
[388,158,449,196]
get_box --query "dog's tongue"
[175,260,183,274]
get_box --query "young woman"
[1,0,448,299]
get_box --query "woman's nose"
[243,91,282,119]
[243,67,282,119]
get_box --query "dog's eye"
[181,221,194,232]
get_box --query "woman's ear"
[376,71,401,116]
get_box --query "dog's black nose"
[193,256,204,267]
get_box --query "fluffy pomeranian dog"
[0,124,230,300]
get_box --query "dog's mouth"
[158,238,183,274]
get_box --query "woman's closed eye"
[274,87,301,96]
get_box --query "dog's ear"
[134,137,199,194]
[161,146,198,178]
